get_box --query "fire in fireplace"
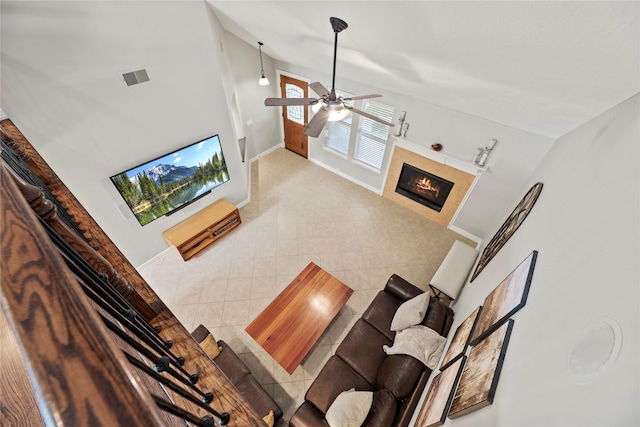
[395,163,454,212]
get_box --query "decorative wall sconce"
[401,122,409,137]
[473,139,498,166]
[395,111,408,137]
[257,42,269,86]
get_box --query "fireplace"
[395,163,454,212]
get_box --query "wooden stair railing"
[1,162,165,426]
[1,119,158,321]
[1,160,265,425]
[3,162,144,309]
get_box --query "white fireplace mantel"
[391,137,488,176]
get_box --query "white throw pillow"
[390,292,431,331]
[325,388,373,427]
[383,325,446,370]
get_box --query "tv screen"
[110,135,230,226]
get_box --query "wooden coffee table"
[245,262,354,374]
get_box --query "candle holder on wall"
[401,122,409,137]
[395,111,407,137]
[473,139,498,166]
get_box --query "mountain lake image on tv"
[110,135,229,226]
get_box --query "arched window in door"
[285,83,305,125]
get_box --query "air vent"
[122,69,150,86]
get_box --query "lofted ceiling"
[206,1,639,139]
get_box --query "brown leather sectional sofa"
[289,274,455,427]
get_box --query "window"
[325,113,352,155]
[322,91,394,172]
[324,90,353,155]
[354,100,394,169]
[285,83,304,125]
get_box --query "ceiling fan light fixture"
[328,108,351,122]
[312,101,322,113]
[257,41,270,86]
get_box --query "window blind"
[355,100,394,169]
[324,89,353,155]
[325,119,351,154]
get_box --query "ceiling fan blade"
[342,94,382,101]
[264,98,318,106]
[349,107,395,127]
[310,82,330,97]
[304,107,331,138]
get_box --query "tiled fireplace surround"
[384,144,477,228]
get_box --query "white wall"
[273,60,554,240]
[1,1,248,266]
[417,94,639,426]
[222,33,281,160]
[0,0,553,261]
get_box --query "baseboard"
[249,142,284,164]
[307,157,383,195]
[242,140,282,206]
[247,146,479,247]
[236,197,250,209]
[250,145,382,196]
[448,225,482,248]
[136,247,174,270]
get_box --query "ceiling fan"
[264,17,395,138]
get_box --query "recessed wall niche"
[383,146,475,227]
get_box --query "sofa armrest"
[289,402,330,427]
[191,324,210,343]
[393,367,432,427]
[421,299,455,337]
[384,274,424,302]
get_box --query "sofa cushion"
[325,389,373,427]
[306,356,373,414]
[376,355,424,399]
[263,410,275,427]
[390,292,431,331]
[361,291,402,340]
[335,319,392,385]
[235,375,283,420]
[362,390,396,427]
[383,326,446,370]
[200,333,222,359]
[213,340,251,384]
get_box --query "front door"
[280,75,308,158]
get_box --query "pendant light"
[258,42,269,86]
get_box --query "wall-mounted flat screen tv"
[110,134,229,226]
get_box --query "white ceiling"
[207,1,639,139]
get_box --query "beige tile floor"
[138,148,470,421]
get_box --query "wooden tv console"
[162,198,241,261]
